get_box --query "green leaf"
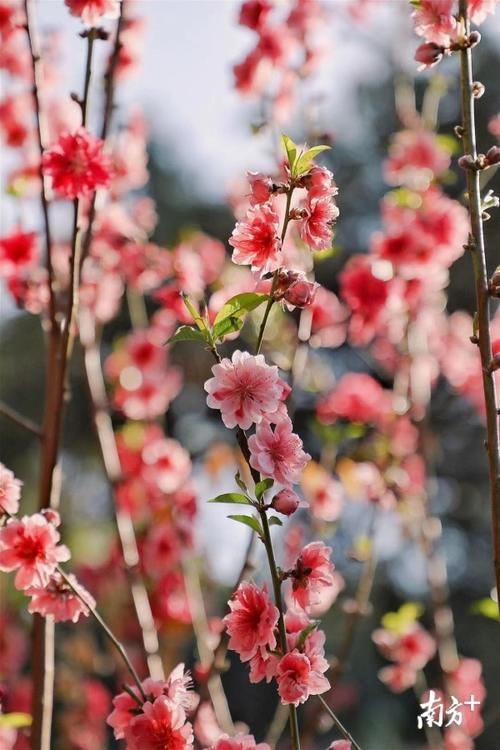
[212,316,244,341]
[214,293,270,326]
[235,471,248,492]
[281,134,298,172]
[208,493,252,506]
[294,144,331,176]
[227,514,263,536]
[471,597,500,620]
[181,293,207,332]
[255,477,274,500]
[268,516,283,527]
[0,713,32,729]
[167,325,208,345]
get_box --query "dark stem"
[256,188,295,354]
[80,0,127,267]
[458,0,500,609]
[24,0,55,329]
[317,695,363,750]
[258,507,301,750]
[57,566,147,700]
[31,28,97,750]
[0,401,42,438]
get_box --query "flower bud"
[41,509,61,526]
[273,269,318,309]
[472,81,485,98]
[458,154,478,171]
[485,146,500,167]
[468,30,481,48]
[271,489,302,516]
[489,267,500,297]
[414,42,444,68]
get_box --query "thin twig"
[317,695,363,750]
[57,566,147,700]
[0,401,43,438]
[256,188,295,354]
[24,0,55,329]
[458,0,500,609]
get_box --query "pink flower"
[249,416,311,486]
[209,734,271,750]
[378,664,418,693]
[141,438,192,494]
[0,462,22,515]
[229,202,281,275]
[108,666,197,740]
[224,582,279,661]
[298,194,338,251]
[142,522,183,579]
[26,571,95,623]
[205,350,289,430]
[124,697,193,750]
[42,128,112,199]
[0,230,38,278]
[303,166,338,199]
[468,0,497,24]
[317,373,391,426]
[372,623,436,670]
[0,513,70,590]
[65,0,119,25]
[247,172,273,205]
[276,649,330,706]
[289,541,336,611]
[412,0,456,45]
[329,743,352,750]
[384,129,451,189]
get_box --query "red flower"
[26,571,95,623]
[42,128,112,199]
[0,230,38,278]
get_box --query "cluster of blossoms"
[234,0,330,123]
[0,463,94,623]
[411,0,498,68]
[224,573,331,706]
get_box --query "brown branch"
[80,312,164,681]
[31,26,97,750]
[0,401,42,438]
[458,0,500,609]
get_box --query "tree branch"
[458,0,500,609]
